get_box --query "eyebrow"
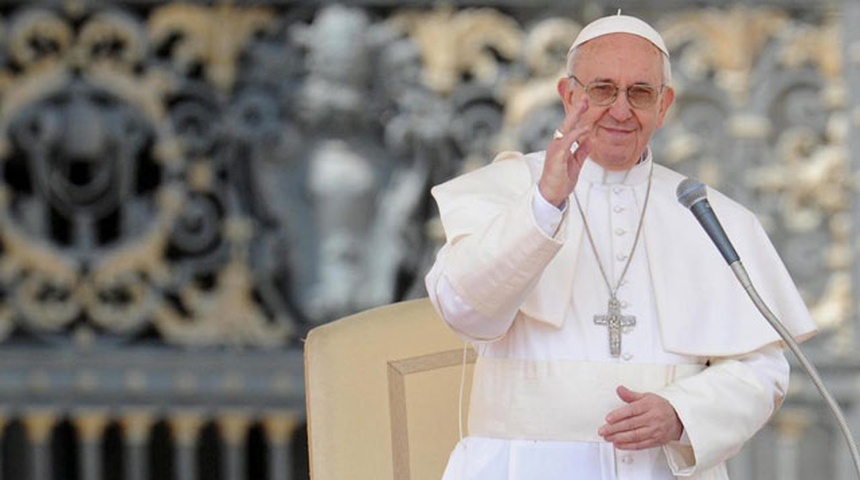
[589,77,659,87]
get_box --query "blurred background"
[0,0,855,478]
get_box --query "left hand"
[598,385,684,450]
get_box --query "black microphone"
[676,178,740,265]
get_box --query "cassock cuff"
[531,184,567,238]
[662,440,697,476]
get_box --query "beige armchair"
[304,298,475,480]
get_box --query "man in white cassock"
[424,12,819,480]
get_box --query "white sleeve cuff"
[532,185,566,237]
[663,441,696,476]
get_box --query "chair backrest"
[304,298,475,480]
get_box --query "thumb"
[616,385,645,404]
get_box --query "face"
[558,33,675,171]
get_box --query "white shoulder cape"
[432,151,818,357]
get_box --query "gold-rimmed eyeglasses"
[569,75,664,109]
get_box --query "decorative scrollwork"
[0,4,296,347]
[0,2,850,349]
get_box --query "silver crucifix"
[594,297,636,357]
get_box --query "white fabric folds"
[468,357,704,442]
[431,151,818,357]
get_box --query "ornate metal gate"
[0,1,856,479]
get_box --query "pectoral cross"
[594,297,635,357]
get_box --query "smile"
[599,125,635,137]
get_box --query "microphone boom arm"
[730,260,860,479]
[677,177,860,477]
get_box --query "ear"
[557,77,575,114]
[655,85,675,128]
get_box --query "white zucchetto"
[569,12,669,56]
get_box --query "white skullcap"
[569,11,668,56]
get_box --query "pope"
[425,11,818,480]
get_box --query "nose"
[607,90,634,121]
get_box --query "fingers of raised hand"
[539,99,590,205]
[551,96,589,143]
[552,125,589,155]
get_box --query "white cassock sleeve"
[425,185,565,341]
[657,345,789,476]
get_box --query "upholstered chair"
[304,298,475,480]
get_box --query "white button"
[614,228,626,236]
[622,352,633,361]
[621,454,634,464]
[613,205,624,213]
[616,253,628,261]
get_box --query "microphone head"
[676,178,707,209]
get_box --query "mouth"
[598,125,635,140]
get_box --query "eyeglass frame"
[568,75,665,109]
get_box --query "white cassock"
[425,149,818,480]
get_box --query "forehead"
[576,33,664,81]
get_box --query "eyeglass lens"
[573,76,660,108]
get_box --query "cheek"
[581,109,605,129]
[636,111,660,134]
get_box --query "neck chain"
[573,161,653,357]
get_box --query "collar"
[579,147,652,186]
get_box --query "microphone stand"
[730,261,860,478]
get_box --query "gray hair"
[565,45,672,86]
